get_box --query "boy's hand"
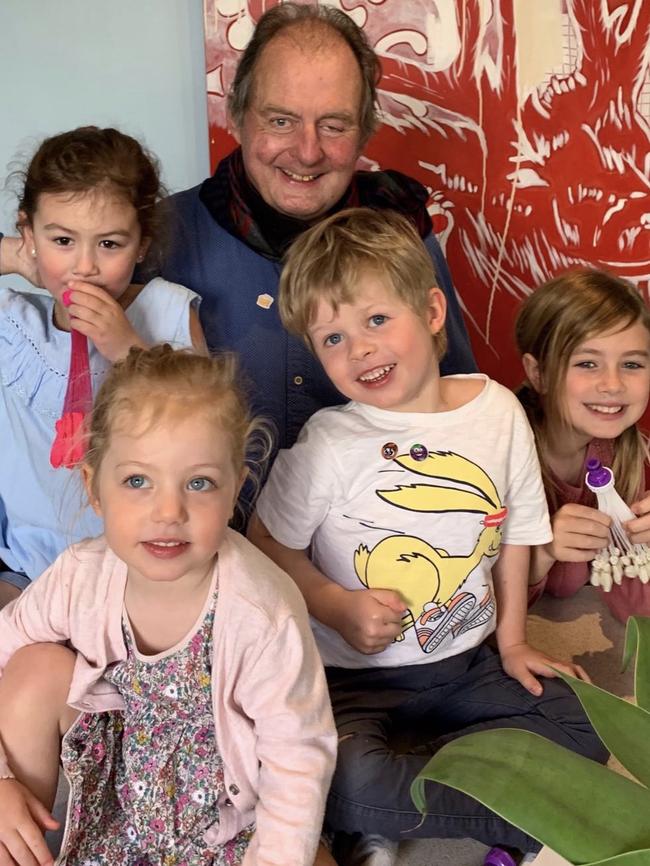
[627,491,650,544]
[338,588,406,654]
[546,503,610,563]
[0,778,57,866]
[65,281,146,363]
[500,642,590,696]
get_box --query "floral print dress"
[58,581,254,866]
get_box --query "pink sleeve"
[543,559,590,598]
[527,559,589,608]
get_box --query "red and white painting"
[204,0,650,384]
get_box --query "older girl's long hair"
[515,268,650,508]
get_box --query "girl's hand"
[626,491,650,544]
[0,778,57,866]
[0,237,41,287]
[500,642,590,696]
[337,588,406,654]
[65,281,147,363]
[546,503,610,563]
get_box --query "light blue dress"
[0,278,199,586]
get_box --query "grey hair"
[227,2,381,144]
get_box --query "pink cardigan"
[0,531,337,866]
[531,438,650,622]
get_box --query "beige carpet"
[50,585,631,864]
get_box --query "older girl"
[516,268,650,621]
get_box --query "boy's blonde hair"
[279,207,447,359]
[85,344,270,514]
[515,268,650,506]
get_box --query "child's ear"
[137,237,152,263]
[522,353,543,392]
[19,214,35,249]
[81,464,102,517]
[426,286,447,336]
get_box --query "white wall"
[0,0,210,289]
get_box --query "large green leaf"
[555,672,650,787]
[622,617,650,712]
[587,852,650,866]
[411,729,650,864]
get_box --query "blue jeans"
[325,642,608,850]
[0,568,30,591]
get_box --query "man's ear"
[426,286,447,336]
[81,464,102,517]
[522,353,543,392]
[227,109,242,145]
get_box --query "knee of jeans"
[539,678,610,765]
[583,729,610,766]
[330,731,393,799]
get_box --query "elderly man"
[161,3,475,452]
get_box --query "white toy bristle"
[585,461,650,592]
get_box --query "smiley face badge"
[409,443,429,462]
[381,442,398,460]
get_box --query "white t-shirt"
[257,375,552,669]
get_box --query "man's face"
[232,29,365,221]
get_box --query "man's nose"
[292,124,324,166]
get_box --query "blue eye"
[369,315,387,327]
[324,333,342,347]
[270,117,293,132]
[188,477,214,492]
[125,475,149,489]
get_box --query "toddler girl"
[516,268,650,621]
[0,344,336,866]
[0,126,203,605]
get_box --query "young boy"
[248,208,607,866]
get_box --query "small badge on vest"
[256,293,274,309]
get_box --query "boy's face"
[307,272,446,412]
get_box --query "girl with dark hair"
[0,126,203,605]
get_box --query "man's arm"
[0,235,40,285]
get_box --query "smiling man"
[160,3,475,454]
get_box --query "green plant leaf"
[411,729,650,864]
[622,616,650,712]
[587,851,650,866]
[555,671,650,787]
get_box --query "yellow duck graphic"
[354,450,507,653]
